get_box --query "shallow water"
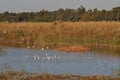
[0,46,120,75]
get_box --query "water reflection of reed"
[90,47,120,58]
[0,47,7,57]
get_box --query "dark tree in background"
[0,6,120,22]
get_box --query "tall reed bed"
[0,21,120,48]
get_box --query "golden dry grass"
[0,21,120,48]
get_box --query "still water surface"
[0,46,120,75]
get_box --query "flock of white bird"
[27,46,49,50]
[25,46,61,61]
[33,53,60,61]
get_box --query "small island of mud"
[55,45,89,52]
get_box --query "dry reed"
[0,21,120,48]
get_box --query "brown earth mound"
[55,46,89,52]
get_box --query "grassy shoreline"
[0,71,120,80]
[0,21,120,49]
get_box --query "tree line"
[0,6,120,22]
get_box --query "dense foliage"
[0,6,120,22]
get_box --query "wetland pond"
[0,45,120,76]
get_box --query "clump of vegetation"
[0,21,120,49]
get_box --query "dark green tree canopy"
[0,6,120,22]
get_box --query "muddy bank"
[55,46,89,52]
